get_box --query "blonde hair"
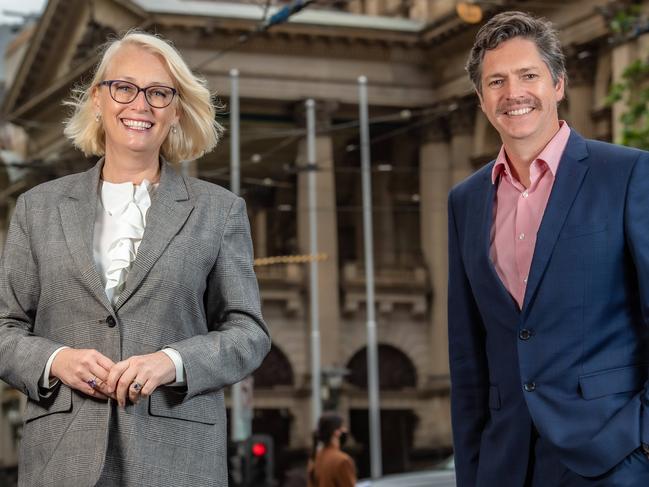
[64,30,222,163]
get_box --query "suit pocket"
[578,364,649,400]
[559,222,607,240]
[149,387,219,425]
[23,385,72,422]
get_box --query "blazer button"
[524,382,536,392]
[106,316,116,328]
[519,329,533,340]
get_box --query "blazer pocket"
[24,385,72,422]
[579,364,649,400]
[149,387,219,425]
[489,385,501,410]
[559,222,607,240]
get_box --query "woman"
[0,31,270,487]
[308,413,357,487]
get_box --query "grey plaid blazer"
[0,159,271,486]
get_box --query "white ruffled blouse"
[93,179,154,304]
[40,179,185,389]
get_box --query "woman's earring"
[95,113,101,123]
[171,125,177,134]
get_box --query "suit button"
[519,329,533,340]
[106,316,116,327]
[524,382,536,392]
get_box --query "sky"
[0,0,46,25]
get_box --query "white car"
[356,458,456,487]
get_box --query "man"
[448,11,649,487]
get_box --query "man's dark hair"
[466,11,567,95]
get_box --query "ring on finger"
[87,376,98,389]
[131,381,143,393]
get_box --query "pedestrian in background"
[308,412,356,487]
[0,30,270,486]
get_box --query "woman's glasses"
[99,80,177,108]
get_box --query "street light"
[322,366,349,411]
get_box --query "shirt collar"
[491,121,571,185]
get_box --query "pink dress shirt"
[490,122,571,309]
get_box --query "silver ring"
[87,377,98,389]
[131,382,142,392]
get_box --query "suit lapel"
[59,159,113,312]
[114,161,194,310]
[521,132,589,314]
[478,170,521,310]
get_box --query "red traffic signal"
[251,442,267,457]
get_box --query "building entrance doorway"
[349,408,417,478]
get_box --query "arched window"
[253,345,294,388]
[346,344,417,390]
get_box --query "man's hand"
[104,352,176,407]
[50,348,116,400]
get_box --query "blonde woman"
[0,31,270,487]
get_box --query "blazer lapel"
[59,159,113,312]
[521,132,589,314]
[114,161,194,310]
[477,169,521,311]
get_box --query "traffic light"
[248,434,274,486]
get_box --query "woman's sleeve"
[339,455,357,487]
[0,194,65,400]
[167,196,271,399]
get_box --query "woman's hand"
[50,348,116,400]
[105,352,176,407]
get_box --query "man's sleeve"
[447,190,490,487]
[622,151,649,444]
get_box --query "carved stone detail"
[293,99,339,130]
[341,262,429,317]
[448,98,477,136]
[566,50,597,86]
[420,116,451,144]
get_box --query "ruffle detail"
[100,180,152,303]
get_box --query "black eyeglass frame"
[99,80,178,108]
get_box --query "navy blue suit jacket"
[448,130,649,487]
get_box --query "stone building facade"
[0,0,644,481]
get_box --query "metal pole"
[230,69,241,196]
[358,76,382,479]
[230,69,245,443]
[306,98,322,430]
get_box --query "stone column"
[295,101,341,369]
[253,209,268,259]
[419,118,452,383]
[566,54,596,138]
[374,169,396,268]
[410,0,455,21]
[449,100,476,185]
[611,41,638,143]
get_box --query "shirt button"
[522,191,529,198]
[523,276,528,283]
[519,233,525,240]
[519,329,533,340]
[524,382,536,392]
[106,316,116,328]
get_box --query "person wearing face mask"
[0,30,270,487]
[308,412,356,487]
